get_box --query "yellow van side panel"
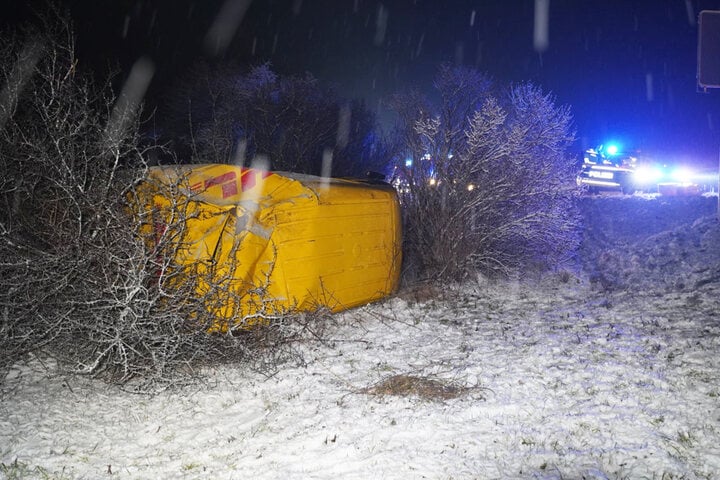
[138,164,401,329]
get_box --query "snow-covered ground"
[2,195,720,480]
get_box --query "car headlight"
[670,167,694,184]
[633,166,664,184]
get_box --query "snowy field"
[2,194,720,480]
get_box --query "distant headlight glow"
[670,167,694,184]
[633,166,664,184]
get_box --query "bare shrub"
[390,65,579,281]
[0,17,303,388]
[159,63,388,177]
[0,18,161,383]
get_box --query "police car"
[576,146,638,194]
[576,145,702,195]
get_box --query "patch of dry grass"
[361,374,474,401]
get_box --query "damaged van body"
[135,164,402,330]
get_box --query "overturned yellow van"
[136,164,401,330]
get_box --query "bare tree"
[390,65,579,281]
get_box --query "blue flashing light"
[606,144,619,156]
[405,158,413,167]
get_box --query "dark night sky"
[6,0,720,167]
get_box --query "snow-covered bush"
[390,65,579,281]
